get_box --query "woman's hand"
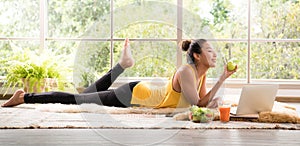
[219,65,237,82]
[207,96,221,108]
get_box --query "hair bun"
[180,40,191,52]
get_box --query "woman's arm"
[176,65,200,105]
[197,79,224,107]
[176,65,225,106]
[197,65,237,107]
[176,65,237,107]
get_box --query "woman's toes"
[119,39,134,69]
[1,89,25,107]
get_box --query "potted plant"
[2,42,71,95]
[76,71,98,93]
[4,62,60,94]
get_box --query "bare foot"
[119,38,134,69]
[1,89,25,107]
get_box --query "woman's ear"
[193,53,201,61]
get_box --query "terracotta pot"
[76,87,86,93]
[21,78,57,93]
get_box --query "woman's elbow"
[195,99,207,107]
[189,98,200,106]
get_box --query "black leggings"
[24,64,140,107]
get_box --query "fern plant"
[4,62,61,95]
[2,42,71,96]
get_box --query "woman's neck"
[192,63,208,78]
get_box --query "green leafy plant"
[2,42,71,96]
[4,62,60,94]
[75,71,98,93]
[78,72,98,88]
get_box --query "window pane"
[114,0,177,8]
[0,40,40,76]
[47,41,78,82]
[251,0,300,39]
[0,0,39,37]
[47,41,78,57]
[208,42,247,80]
[113,41,177,77]
[251,42,300,80]
[183,0,248,39]
[48,0,111,38]
[74,41,111,87]
[113,0,177,38]
[114,23,177,39]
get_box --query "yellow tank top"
[131,64,204,108]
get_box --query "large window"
[0,0,299,88]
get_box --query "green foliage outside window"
[0,0,299,88]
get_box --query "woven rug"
[0,102,299,130]
[15,101,300,123]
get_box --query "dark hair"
[180,39,207,63]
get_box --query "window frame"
[0,0,299,90]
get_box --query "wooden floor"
[1,129,300,145]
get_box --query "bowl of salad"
[189,105,214,123]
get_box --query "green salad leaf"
[189,105,214,123]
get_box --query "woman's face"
[199,42,217,67]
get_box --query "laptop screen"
[235,84,279,115]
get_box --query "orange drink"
[218,106,231,122]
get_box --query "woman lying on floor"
[2,38,237,108]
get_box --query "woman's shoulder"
[176,64,195,75]
[179,64,195,70]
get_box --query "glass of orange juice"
[218,101,231,122]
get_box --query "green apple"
[227,60,236,71]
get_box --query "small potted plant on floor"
[2,42,70,95]
[4,62,60,94]
[76,71,98,93]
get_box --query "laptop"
[230,84,279,118]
